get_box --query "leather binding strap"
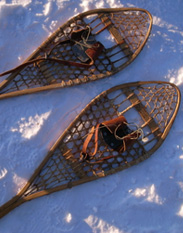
[80,115,141,163]
[0,28,104,78]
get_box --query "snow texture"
[0,0,183,232]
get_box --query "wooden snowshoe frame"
[0,8,152,99]
[0,81,180,218]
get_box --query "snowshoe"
[0,8,152,99]
[0,81,180,218]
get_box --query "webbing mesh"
[0,9,152,96]
[23,82,179,196]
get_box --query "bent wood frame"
[0,8,152,99]
[0,81,180,218]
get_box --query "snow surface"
[0,0,183,232]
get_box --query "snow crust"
[0,0,183,232]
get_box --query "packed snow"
[0,0,183,232]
